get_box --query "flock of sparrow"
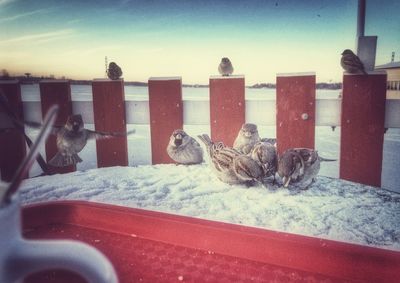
[167,124,335,189]
[13,48,364,186]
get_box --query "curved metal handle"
[1,105,58,204]
[7,239,118,283]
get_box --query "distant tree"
[25,72,31,78]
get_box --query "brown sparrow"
[233,123,261,155]
[198,134,263,185]
[218,57,234,76]
[250,141,277,181]
[277,148,336,189]
[340,49,367,75]
[167,129,203,165]
[42,114,134,167]
[107,62,123,80]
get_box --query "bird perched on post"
[218,57,234,76]
[107,62,123,80]
[340,49,367,75]
[24,114,134,167]
[250,141,278,182]
[198,134,263,185]
[277,148,336,189]
[233,123,261,155]
[167,129,203,165]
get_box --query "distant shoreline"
[0,76,342,90]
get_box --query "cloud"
[0,0,17,7]
[0,29,75,45]
[0,8,49,23]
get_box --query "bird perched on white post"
[233,123,261,155]
[218,57,234,76]
[340,49,368,75]
[167,129,203,165]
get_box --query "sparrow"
[340,49,367,75]
[261,137,277,147]
[107,62,123,80]
[250,141,278,182]
[25,114,135,167]
[167,129,203,165]
[233,123,261,155]
[198,134,263,185]
[277,148,336,189]
[218,57,234,76]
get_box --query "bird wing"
[343,55,364,69]
[87,129,135,140]
[20,119,61,135]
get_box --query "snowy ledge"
[148,76,182,81]
[93,78,124,82]
[276,72,316,77]
[343,70,386,75]
[210,75,245,79]
[20,164,400,251]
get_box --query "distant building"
[375,61,400,99]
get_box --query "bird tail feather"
[48,152,82,167]
[318,156,337,162]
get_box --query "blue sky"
[0,0,399,84]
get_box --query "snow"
[20,163,400,251]
[16,84,400,252]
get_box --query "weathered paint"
[276,74,316,155]
[0,81,26,181]
[210,76,245,146]
[148,78,183,164]
[92,79,128,167]
[340,73,386,187]
[40,80,75,174]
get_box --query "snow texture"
[20,164,400,251]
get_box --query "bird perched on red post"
[218,57,234,76]
[340,49,368,75]
[107,62,123,80]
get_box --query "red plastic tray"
[22,201,400,282]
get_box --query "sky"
[0,0,399,85]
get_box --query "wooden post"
[0,81,26,181]
[276,73,316,155]
[39,80,75,174]
[148,77,183,164]
[340,73,386,187]
[209,75,245,146]
[92,79,128,167]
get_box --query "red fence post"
[209,76,245,146]
[340,73,386,187]
[92,79,128,168]
[39,80,75,174]
[0,81,26,181]
[148,77,183,164]
[276,73,316,155]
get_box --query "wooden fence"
[1,71,399,188]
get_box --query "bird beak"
[283,176,291,188]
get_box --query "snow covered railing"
[1,72,398,187]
